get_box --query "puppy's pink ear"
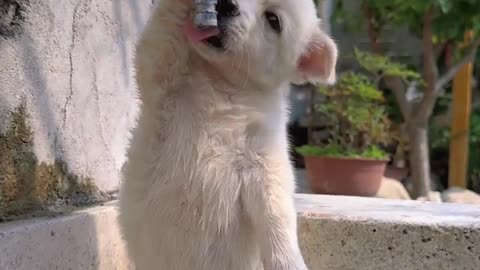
[292,31,338,85]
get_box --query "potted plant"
[296,72,391,196]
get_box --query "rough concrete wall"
[0,0,153,199]
[0,103,113,220]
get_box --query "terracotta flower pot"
[304,156,387,197]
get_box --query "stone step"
[1,195,479,270]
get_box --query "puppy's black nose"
[217,0,240,17]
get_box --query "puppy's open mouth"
[204,35,225,50]
[184,21,226,50]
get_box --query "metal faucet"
[193,0,218,29]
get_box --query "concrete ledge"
[1,195,480,270]
[296,195,480,269]
[0,202,131,270]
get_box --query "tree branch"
[414,6,437,123]
[384,76,411,121]
[431,52,439,81]
[422,7,437,95]
[435,36,480,93]
[362,1,382,54]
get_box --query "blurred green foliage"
[334,0,480,42]
[354,49,422,82]
[297,70,391,160]
[429,106,480,192]
[296,144,387,160]
[330,0,480,189]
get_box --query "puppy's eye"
[265,11,282,33]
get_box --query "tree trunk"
[406,6,435,199]
[407,124,432,198]
[362,1,382,54]
[316,0,332,34]
[308,86,316,145]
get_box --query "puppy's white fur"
[118,0,337,269]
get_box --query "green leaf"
[437,0,453,13]
[354,48,423,82]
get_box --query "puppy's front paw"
[265,255,309,270]
[289,258,309,270]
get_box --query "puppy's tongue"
[183,20,220,43]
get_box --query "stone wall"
[0,0,152,217]
[1,195,479,270]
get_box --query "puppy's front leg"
[243,164,308,270]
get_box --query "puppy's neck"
[189,50,283,95]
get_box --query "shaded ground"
[295,169,311,194]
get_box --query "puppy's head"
[185,0,338,87]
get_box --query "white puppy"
[118,0,337,269]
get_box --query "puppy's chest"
[163,89,288,169]
[201,105,285,155]
[178,80,288,153]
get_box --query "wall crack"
[62,2,82,128]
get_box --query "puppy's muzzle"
[194,0,239,29]
[217,0,240,18]
[205,0,240,50]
